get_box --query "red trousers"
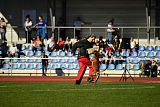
[76,58,94,84]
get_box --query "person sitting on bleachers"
[111,36,121,54]
[7,42,19,58]
[47,36,56,52]
[64,37,72,51]
[99,50,105,64]
[57,37,65,51]
[114,50,122,66]
[96,36,105,51]
[105,50,114,67]
[32,35,42,53]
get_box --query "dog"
[90,50,106,84]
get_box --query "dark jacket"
[71,39,94,59]
[42,55,48,66]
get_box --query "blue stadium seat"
[59,59,66,63]
[154,46,160,51]
[74,50,79,57]
[11,58,18,63]
[139,60,143,64]
[34,51,42,57]
[146,52,154,58]
[4,57,10,62]
[60,64,66,70]
[11,64,18,69]
[138,46,145,51]
[132,65,140,71]
[115,64,123,70]
[59,51,65,57]
[99,64,107,70]
[35,64,42,70]
[66,52,72,57]
[35,59,42,63]
[50,51,57,57]
[2,63,10,69]
[26,51,34,57]
[67,64,74,70]
[131,59,139,64]
[66,59,74,63]
[26,59,34,63]
[42,45,47,51]
[51,64,58,70]
[146,46,153,51]
[138,52,146,58]
[19,51,26,57]
[27,64,34,70]
[26,45,33,51]
[19,59,26,63]
[75,64,79,70]
[124,65,131,70]
[51,59,58,63]
[107,64,115,70]
[19,64,26,69]
[122,52,130,57]
[75,60,78,63]
[45,51,50,56]
[130,52,138,58]
[155,52,160,58]
[21,45,26,51]
[47,64,51,69]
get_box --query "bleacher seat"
[26,51,34,57]
[26,59,34,63]
[146,46,153,51]
[50,51,57,57]
[51,64,58,70]
[99,64,107,70]
[11,58,18,63]
[19,59,26,63]
[27,64,34,70]
[122,52,130,57]
[42,45,47,51]
[124,65,131,70]
[131,59,139,64]
[154,46,160,51]
[26,45,33,51]
[138,52,146,58]
[107,64,115,70]
[66,52,72,57]
[74,50,79,57]
[35,59,42,63]
[35,64,42,70]
[4,57,10,62]
[51,59,58,63]
[19,51,26,57]
[34,51,42,57]
[115,64,123,70]
[47,64,51,69]
[11,64,18,69]
[59,59,66,63]
[146,52,154,58]
[19,64,26,69]
[75,64,79,70]
[2,63,10,69]
[155,52,160,58]
[45,51,50,56]
[67,64,74,70]
[130,52,138,58]
[66,59,74,63]
[59,51,65,57]
[138,46,145,51]
[132,65,140,70]
[60,64,66,70]
[139,60,143,64]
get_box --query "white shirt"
[47,39,55,48]
[24,21,32,31]
[74,21,84,30]
[9,47,18,54]
[130,40,135,49]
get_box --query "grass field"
[0,81,160,107]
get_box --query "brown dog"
[90,50,106,84]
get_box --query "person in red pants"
[71,34,96,84]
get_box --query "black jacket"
[71,39,94,59]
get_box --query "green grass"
[0,81,160,107]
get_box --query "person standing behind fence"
[24,16,32,43]
[34,16,47,40]
[41,51,48,76]
[0,18,7,41]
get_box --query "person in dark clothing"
[41,51,48,76]
[71,34,96,84]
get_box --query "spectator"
[34,16,47,40]
[57,37,65,51]
[24,16,32,43]
[99,50,105,64]
[1,42,9,58]
[41,51,48,76]
[64,37,72,51]
[114,50,122,65]
[106,23,115,44]
[96,36,105,50]
[150,58,157,77]
[32,35,42,53]
[71,36,79,46]
[47,36,56,52]
[105,50,114,66]
[0,52,11,69]
[8,42,19,58]
[74,17,85,40]
[112,36,121,53]
[0,18,7,41]
[57,17,66,41]
[130,37,136,52]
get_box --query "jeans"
[106,32,113,43]
[42,65,47,76]
[1,32,6,41]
